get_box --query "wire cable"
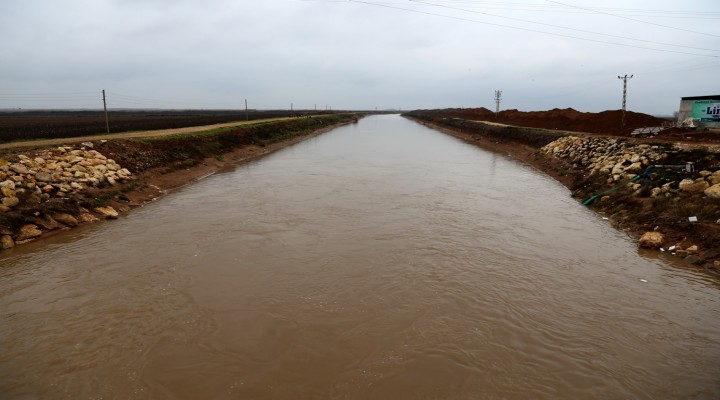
[346,0,718,58]
[410,0,719,52]
[545,0,720,38]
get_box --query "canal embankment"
[4,114,719,399]
[0,114,359,250]
[404,112,720,273]
[3,110,719,272]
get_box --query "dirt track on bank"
[0,117,295,150]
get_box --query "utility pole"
[618,74,633,111]
[494,90,502,114]
[618,74,633,128]
[245,99,248,121]
[102,89,110,134]
[291,102,293,111]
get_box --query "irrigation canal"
[1,114,718,399]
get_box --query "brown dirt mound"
[433,107,669,136]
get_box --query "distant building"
[677,95,720,128]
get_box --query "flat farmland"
[0,110,324,143]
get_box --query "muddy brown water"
[1,115,719,399]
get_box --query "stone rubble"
[542,136,720,198]
[542,136,719,261]
[0,144,132,248]
[0,145,133,208]
[639,231,664,249]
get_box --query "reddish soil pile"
[437,107,669,136]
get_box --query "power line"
[638,59,720,75]
[545,0,720,38]
[0,94,98,100]
[401,1,719,16]
[304,1,720,19]
[107,91,206,107]
[410,0,720,52]
[346,0,718,58]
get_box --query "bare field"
[0,109,328,143]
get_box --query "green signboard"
[691,99,720,121]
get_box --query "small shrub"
[94,191,118,206]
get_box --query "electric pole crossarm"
[617,74,633,111]
[617,74,633,128]
[494,90,502,114]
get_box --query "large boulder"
[52,212,79,227]
[1,187,15,197]
[35,171,53,182]
[1,235,14,249]
[625,162,643,173]
[78,212,98,223]
[94,206,119,219]
[10,164,29,174]
[705,184,720,200]
[34,215,59,230]
[2,196,19,208]
[639,231,664,249]
[711,171,720,186]
[679,179,709,193]
[16,224,42,241]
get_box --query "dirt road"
[0,117,295,150]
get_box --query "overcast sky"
[1,0,718,114]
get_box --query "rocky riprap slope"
[1,143,131,249]
[542,136,720,266]
[543,136,720,198]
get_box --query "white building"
[677,95,720,128]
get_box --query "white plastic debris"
[660,248,665,252]
[668,245,676,251]
[688,216,698,222]
[640,279,648,283]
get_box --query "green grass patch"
[653,194,720,222]
[120,182,143,193]
[94,191,118,206]
[133,121,279,142]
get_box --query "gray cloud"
[1,0,718,114]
